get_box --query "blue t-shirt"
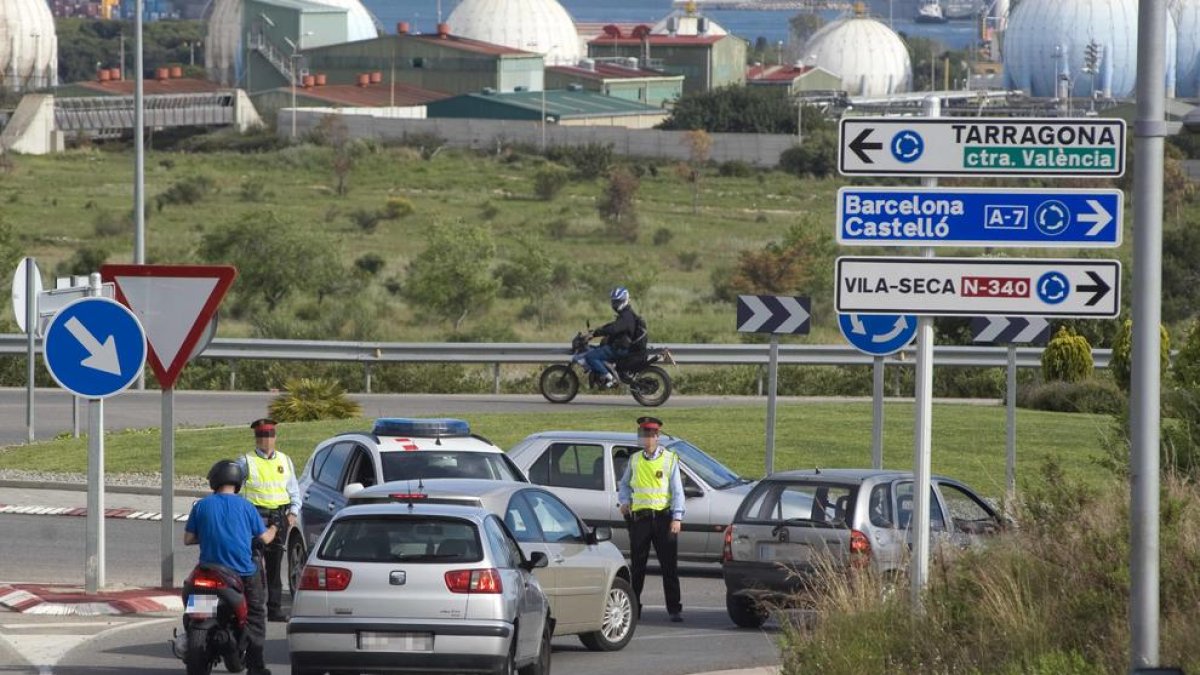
[185,493,265,577]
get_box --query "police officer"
[617,416,684,623]
[236,418,300,622]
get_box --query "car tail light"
[191,570,227,589]
[299,565,353,591]
[445,568,503,594]
[722,525,733,563]
[849,529,871,569]
[388,493,427,500]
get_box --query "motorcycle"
[539,330,674,407]
[171,516,275,675]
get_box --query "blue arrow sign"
[836,187,1123,248]
[44,297,146,399]
[838,313,918,357]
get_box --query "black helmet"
[207,459,245,493]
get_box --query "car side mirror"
[590,526,612,544]
[521,550,549,571]
[342,482,365,499]
[683,484,704,499]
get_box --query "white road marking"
[0,616,174,674]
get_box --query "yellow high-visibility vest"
[242,452,291,508]
[629,450,677,512]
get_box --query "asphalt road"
[0,514,783,675]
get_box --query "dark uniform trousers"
[628,508,682,616]
[240,564,268,668]
[256,505,289,615]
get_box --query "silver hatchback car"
[722,469,1006,628]
[288,501,552,675]
[508,431,757,562]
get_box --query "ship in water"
[915,0,948,24]
[942,0,982,20]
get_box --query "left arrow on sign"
[849,129,882,163]
[65,316,121,375]
[1077,271,1112,307]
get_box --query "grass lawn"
[0,402,1115,497]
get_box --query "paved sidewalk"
[693,668,780,675]
[0,485,201,521]
[0,583,181,616]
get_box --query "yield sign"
[100,264,237,389]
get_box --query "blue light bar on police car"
[372,418,471,438]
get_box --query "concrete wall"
[283,110,796,166]
[0,94,58,154]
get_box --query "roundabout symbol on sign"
[890,130,924,163]
[1036,271,1070,305]
[1034,200,1071,236]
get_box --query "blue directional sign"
[44,297,146,399]
[836,187,1122,248]
[838,313,918,357]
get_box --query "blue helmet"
[610,287,630,312]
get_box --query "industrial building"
[546,58,683,107]
[746,63,843,96]
[587,14,747,95]
[1,0,58,92]
[253,78,445,121]
[426,88,668,129]
[798,7,911,97]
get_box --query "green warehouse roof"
[428,89,664,121]
[251,0,344,13]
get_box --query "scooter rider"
[583,287,648,387]
[185,460,278,675]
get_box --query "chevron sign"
[736,295,811,334]
[970,316,1051,345]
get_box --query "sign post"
[102,264,237,588]
[43,279,147,592]
[736,295,810,475]
[971,316,1050,503]
[837,312,917,469]
[12,258,42,443]
[871,356,884,470]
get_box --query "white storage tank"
[800,9,911,97]
[448,0,581,65]
[0,0,58,92]
[1171,0,1200,97]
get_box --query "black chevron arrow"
[1077,271,1111,307]
[849,129,882,164]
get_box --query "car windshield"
[665,439,744,489]
[381,451,523,482]
[318,516,484,563]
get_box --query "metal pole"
[797,100,802,145]
[492,363,501,396]
[161,387,174,588]
[24,258,35,444]
[910,96,940,611]
[871,355,884,469]
[73,397,80,438]
[764,334,779,475]
[85,274,105,593]
[1005,344,1017,505]
[1130,0,1167,667]
[540,88,546,153]
[134,0,146,392]
[364,363,372,394]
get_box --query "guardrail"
[0,334,1112,394]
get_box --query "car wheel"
[519,621,552,675]
[494,635,518,675]
[579,577,637,651]
[726,592,768,629]
[287,534,307,600]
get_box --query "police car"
[285,418,527,599]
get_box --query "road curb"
[0,479,207,497]
[689,668,780,675]
[0,503,188,522]
[0,583,182,616]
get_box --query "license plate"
[758,543,812,562]
[357,631,433,652]
[185,594,219,614]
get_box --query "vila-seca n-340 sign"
[835,257,1121,318]
[838,118,1126,177]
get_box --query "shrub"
[403,221,500,329]
[1108,318,1171,392]
[175,127,290,154]
[718,160,753,177]
[480,201,501,221]
[92,210,127,238]
[676,251,701,271]
[157,174,215,207]
[354,253,385,276]
[1174,318,1200,388]
[268,378,362,422]
[545,218,570,240]
[652,228,674,246]
[1017,378,1124,414]
[777,131,838,178]
[239,176,269,202]
[349,208,382,233]
[549,143,613,180]
[598,167,640,242]
[533,165,570,201]
[383,197,414,220]
[56,245,109,277]
[1041,327,1093,383]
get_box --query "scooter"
[539,330,674,407]
[171,539,268,675]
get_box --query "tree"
[199,211,342,314]
[494,236,566,326]
[787,13,825,53]
[660,86,824,134]
[55,18,206,85]
[597,167,640,242]
[679,129,712,215]
[1162,222,1200,324]
[728,223,832,295]
[312,115,356,197]
[403,222,500,330]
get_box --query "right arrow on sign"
[873,315,909,343]
[65,316,121,375]
[1077,271,1111,306]
[849,128,881,163]
[1079,199,1113,237]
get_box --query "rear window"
[736,481,858,528]
[318,516,484,563]
[381,451,524,482]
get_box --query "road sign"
[101,265,237,389]
[736,295,811,334]
[970,316,1052,345]
[838,118,1126,177]
[43,297,146,399]
[11,258,42,333]
[835,187,1122,248]
[838,313,918,356]
[836,257,1121,318]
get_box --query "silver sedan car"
[508,432,757,562]
[349,479,638,652]
[288,501,552,675]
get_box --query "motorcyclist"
[184,459,278,675]
[583,287,648,388]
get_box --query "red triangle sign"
[100,264,237,389]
